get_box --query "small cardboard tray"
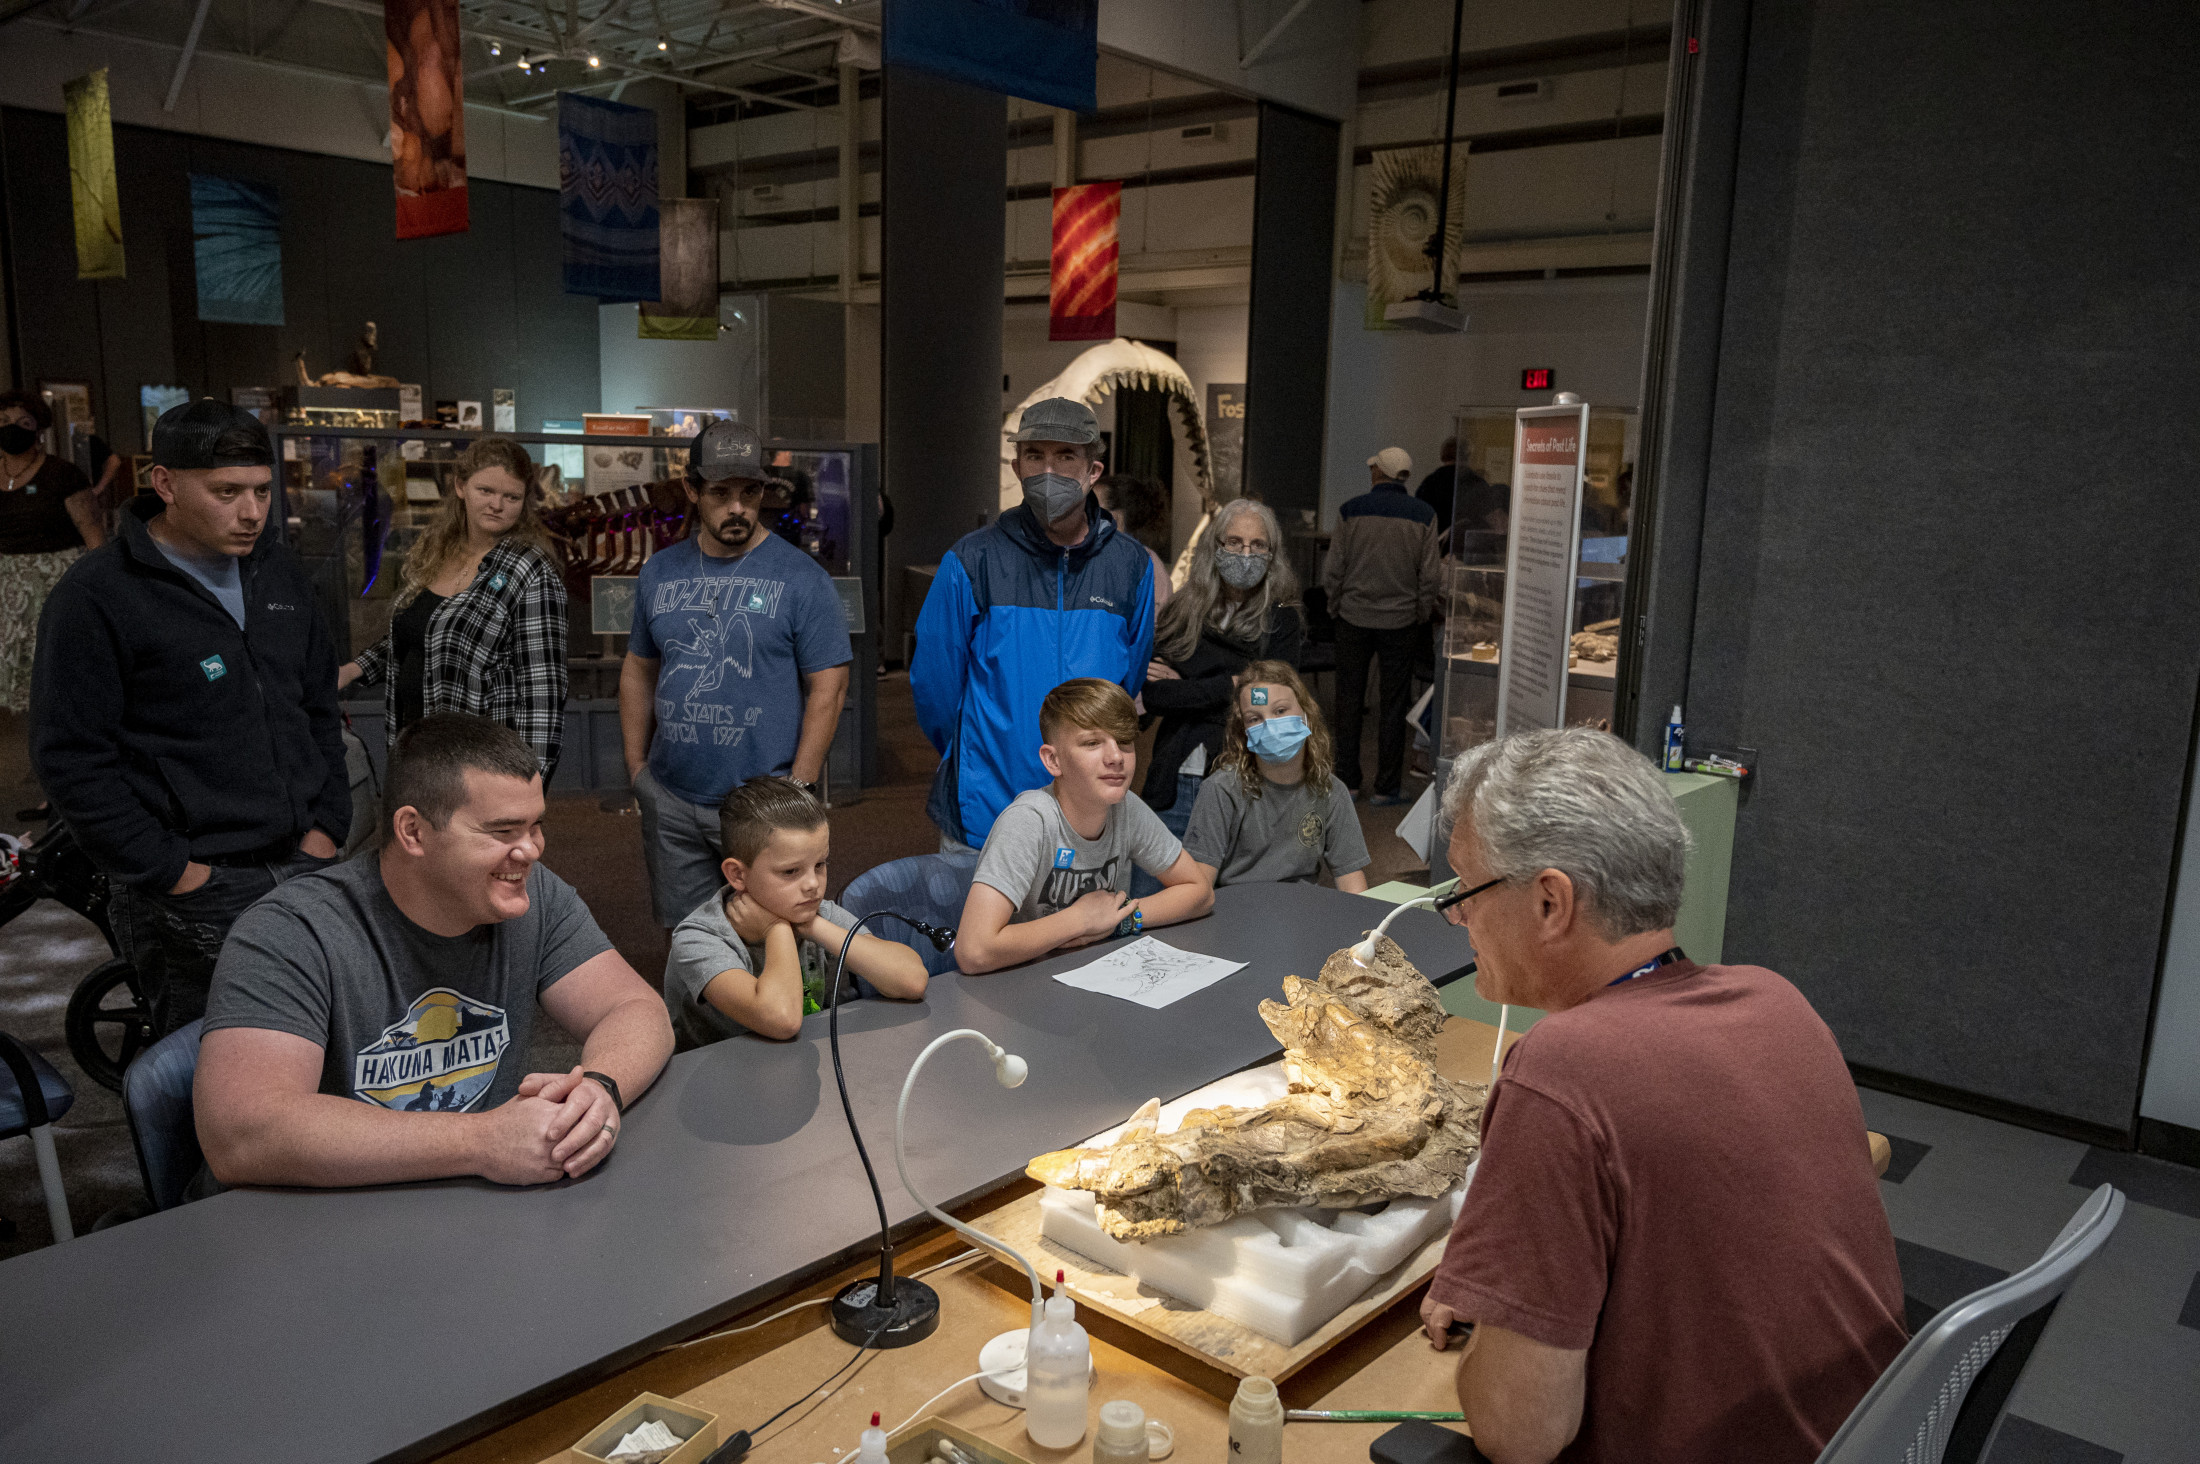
[570,1391,721,1464]
[886,1415,1038,1464]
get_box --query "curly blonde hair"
[395,437,559,607]
[1216,659,1334,800]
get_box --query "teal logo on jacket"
[199,655,227,681]
[489,572,508,591]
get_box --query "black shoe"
[1367,791,1410,807]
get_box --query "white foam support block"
[1036,1060,1473,1346]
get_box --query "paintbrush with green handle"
[1286,1411,1466,1423]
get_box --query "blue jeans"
[1131,773,1204,898]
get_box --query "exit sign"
[1521,367,1554,391]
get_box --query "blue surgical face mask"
[1245,714,1311,763]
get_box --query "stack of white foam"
[1037,1063,1472,1346]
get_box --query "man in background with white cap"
[1322,445,1441,806]
[912,396,1154,851]
[620,418,851,928]
[31,399,350,1037]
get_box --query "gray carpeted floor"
[0,674,1432,1258]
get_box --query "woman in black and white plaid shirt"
[340,437,569,778]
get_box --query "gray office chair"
[841,850,978,977]
[0,1027,76,1241]
[1816,1182,2124,1464]
[123,1019,205,1212]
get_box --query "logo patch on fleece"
[199,655,227,681]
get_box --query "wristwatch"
[582,1070,624,1114]
[795,778,824,801]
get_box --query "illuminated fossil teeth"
[1026,937,1486,1240]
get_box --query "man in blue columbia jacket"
[913,398,1155,849]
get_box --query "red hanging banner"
[386,0,469,238]
[1049,182,1119,342]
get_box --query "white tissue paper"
[609,1418,683,1458]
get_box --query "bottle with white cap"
[1227,1377,1282,1464]
[1024,1270,1091,1448]
[1093,1400,1149,1464]
[1663,704,1685,772]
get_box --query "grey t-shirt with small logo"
[203,855,613,1112]
[1183,772,1371,888]
[973,786,1183,923]
[665,888,863,1044]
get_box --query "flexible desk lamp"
[1351,885,1509,1089]
[895,1026,1053,1405]
[821,910,960,1349]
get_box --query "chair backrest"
[840,851,979,977]
[123,1019,204,1212]
[1816,1183,2124,1464]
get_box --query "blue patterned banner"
[190,174,284,325]
[559,92,660,301]
[885,0,1096,113]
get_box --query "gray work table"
[0,883,1474,1464]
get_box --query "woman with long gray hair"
[1139,496,1304,827]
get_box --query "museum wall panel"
[1671,0,2200,1135]
[1,106,599,452]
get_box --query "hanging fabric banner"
[884,0,1096,113]
[64,70,125,281]
[190,175,284,325]
[639,198,720,340]
[386,0,468,238]
[1049,181,1119,342]
[559,93,661,301]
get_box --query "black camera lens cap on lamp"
[822,910,957,1348]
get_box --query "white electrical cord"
[855,1365,1023,1455]
[669,1249,985,1352]
[1490,1005,1509,1088]
[896,1028,1046,1329]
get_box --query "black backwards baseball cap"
[1009,396,1100,445]
[688,417,767,483]
[151,398,273,470]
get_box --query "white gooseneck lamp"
[1351,885,1509,1090]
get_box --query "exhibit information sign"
[1495,402,1590,737]
[590,576,639,636]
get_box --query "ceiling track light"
[656,34,669,50]
[487,40,500,55]
[514,52,529,69]
[587,52,601,67]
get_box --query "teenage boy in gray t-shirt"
[959,679,1213,974]
[196,715,673,1190]
[664,777,928,1044]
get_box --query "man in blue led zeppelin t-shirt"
[619,420,851,927]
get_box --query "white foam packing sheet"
[1038,1061,1472,1346]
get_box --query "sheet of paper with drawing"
[1051,937,1246,1010]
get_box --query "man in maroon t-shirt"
[1418,729,1905,1464]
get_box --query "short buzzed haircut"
[387,714,543,830]
[719,776,828,864]
[1040,678,1138,746]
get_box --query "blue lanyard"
[1609,947,1687,987]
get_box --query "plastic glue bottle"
[855,1413,889,1464]
[1227,1377,1282,1464]
[1025,1270,1092,1449]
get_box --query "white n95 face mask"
[1021,471,1087,525]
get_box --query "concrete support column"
[1053,107,1077,189]
[880,66,1005,647]
[839,63,862,303]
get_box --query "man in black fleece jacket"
[31,400,350,1035]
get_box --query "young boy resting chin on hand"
[957,678,1214,975]
[665,777,929,1043]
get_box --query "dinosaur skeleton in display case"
[1027,937,1486,1241]
[998,338,1219,588]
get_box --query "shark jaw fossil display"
[1027,937,1486,1240]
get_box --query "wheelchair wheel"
[65,958,151,1093]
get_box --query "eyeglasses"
[1435,875,1505,925]
[1218,537,1271,556]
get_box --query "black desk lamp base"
[830,1275,941,1348]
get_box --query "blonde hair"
[395,437,559,607]
[1217,660,1335,800]
[1040,678,1139,746]
[1155,498,1300,662]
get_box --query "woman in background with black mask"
[1138,497,1304,836]
[0,388,102,712]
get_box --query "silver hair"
[1443,727,1691,938]
[1154,497,1300,661]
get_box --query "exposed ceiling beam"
[1239,0,1317,70]
[756,0,876,33]
[1357,22,1671,100]
[163,0,216,110]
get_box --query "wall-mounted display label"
[1521,367,1553,391]
[1495,402,1589,737]
[589,575,639,636]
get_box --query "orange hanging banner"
[1049,182,1119,342]
[386,0,469,238]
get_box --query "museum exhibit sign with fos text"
[1495,401,1590,737]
